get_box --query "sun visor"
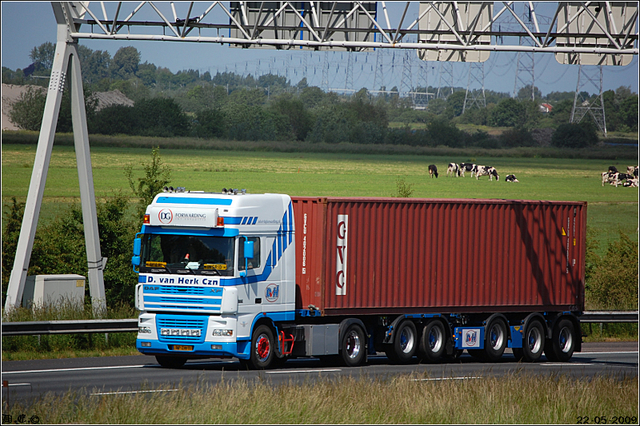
[147,206,219,228]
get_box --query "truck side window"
[238,237,260,270]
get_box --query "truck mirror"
[244,240,254,259]
[131,255,140,267]
[133,238,141,256]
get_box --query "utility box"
[22,274,86,309]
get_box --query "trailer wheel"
[484,318,507,362]
[249,325,277,369]
[522,320,545,362]
[419,320,446,362]
[155,356,186,368]
[390,320,418,364]
[546,319,576,362]
[340,324,366,367]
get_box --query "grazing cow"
[475,165,499,181]
[608,165,619,174]
[459,163,476,177]
[428,164,439,178]
[623,178,638,188]
[505,174,519,183]
[602,170,622,186]
[627,166,638,178]
[612,173,635,187]
[447,163,460,177]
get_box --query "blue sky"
[2,1,638,97]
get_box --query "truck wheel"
[546,319,575,362]
[419,320,446,363]
[391,320,418,364]
[249,325,277,369]
[155,356,186,368]
[522,320,545,362]
[340,324,366,367]
[484,318,507,362]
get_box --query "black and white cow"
[612,173,635,187]
[428,164,439,178]
[627,166,638,178]
[447,163,460,177]
[459,163,476,177]
[623,178,638,188]
[505,174,519,183]
[475,165,499,181]
[602,171,616,186]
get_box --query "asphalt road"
[2,342,637,404]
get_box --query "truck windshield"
[139,234,235,276]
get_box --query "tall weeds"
[4,372,637,424]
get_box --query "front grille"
[157,316,207,343]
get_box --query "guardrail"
[1,319,138,336]
[579,311,638,324]
[1,311,637,336]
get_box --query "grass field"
[2,144,638,255]
[3,373,637,424]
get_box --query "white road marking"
[542,363,593,366]
[266,368,342,374]
[90,389,180,396]
[412,376,482,382]
[2,365,146,375]
[3,383,31,387]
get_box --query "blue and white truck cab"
[132,188,296,368]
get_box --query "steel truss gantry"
[52,2,638,56]
[5,2,638,313]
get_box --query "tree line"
[3,43,638,149]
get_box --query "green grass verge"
[4,373,638,424]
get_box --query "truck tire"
[545,319,576,362]
[391,320,418,364]
[249,325,277,369]
[155,356,186,368]
[484,318,507,362]
[340,323,366,367]
[521,320,545,362]
[419,320,446,363]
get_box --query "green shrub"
[585,230,638,310]
[2,194,138,308]
[393,177,414,198]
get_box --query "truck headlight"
[139,326,152,334]
[212,329,233,337]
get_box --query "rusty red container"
[293,197,586,316]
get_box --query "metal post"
[4,40,70,312]
[69,42,107,314]
[5,4,106,314]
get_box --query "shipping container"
[293,197,586,316]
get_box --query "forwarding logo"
[265,284,279,302]
[466,330,477,345]
[158,209,173,224]
[463,329,481,348]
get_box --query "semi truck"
[132,188,586,369]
